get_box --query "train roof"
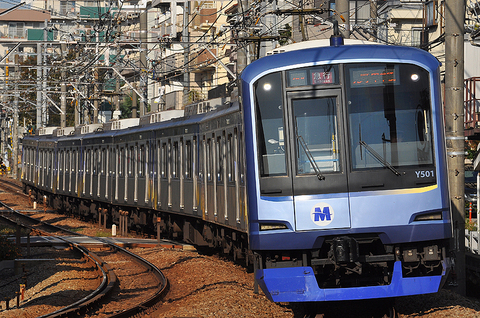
[241,43,441,83]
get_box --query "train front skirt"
[255,260,451,302]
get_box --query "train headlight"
[263,83,272,91]
[411,74,419,82]
[413,211,442,221]
[260,223,288,231]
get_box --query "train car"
[241,39,452,302]
[21,36,451,306]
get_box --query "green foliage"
[0,235,21,261]
[187,90,203,103]
[466,219,477,231]
[279,24,292,45]
[95,230,111,237]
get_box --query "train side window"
[172,141,178,179]
[139,145,145,177]
[102,148,106,174]
[120,147,125,177]
[254,71,287,176]
[227,133,234,183]
[86,149,91,174]
[128,146,134,177]
[199,136,205,181]
[60,150,64,173]
[161,142,167,178]
[185,140,192,179]
[239,131,245,184]
[207,138,212,181]
[217,135,223,182]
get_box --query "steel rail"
[0,198,168,317]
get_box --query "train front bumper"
[255,260,450,302]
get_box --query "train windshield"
[254,72,287,177]
[345,63,434,171]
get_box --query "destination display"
[350,67,398,87]
[287,67,336,87]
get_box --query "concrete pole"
[236,0,249,74]
[445,0,466,295]
[36,43,42,128]
[42,20,48,126]
[61,43,67,128]
[132,83,138,118]
[94,68,99,123]
[13,54,18,180]
[140,7,148,115]
[335,0,350,39]
[183,1,190,108]
[370,0,377,41]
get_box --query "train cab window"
[345,63,434,171]
[254,71,287,177]
[293,96,341,174]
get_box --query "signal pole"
[445,0,466,295]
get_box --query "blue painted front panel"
[294,193,351,231]
[256,261,445,302]
[349,186,445,229]
[257,196,295,229]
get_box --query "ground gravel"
[3,176,480,317]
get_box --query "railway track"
[0,182,169,318]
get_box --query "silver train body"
[22,104,251,258]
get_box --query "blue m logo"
[313,207,331,222]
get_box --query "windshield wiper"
[296,127,325,180]
[359,140,401,176]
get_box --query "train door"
[216,132,226,224]
[206,135,216,221]
[286,89,351,231]
[137,143,147,205]
[169,138,180,211]
[99,147,107,200]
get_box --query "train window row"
[22,125,244,220]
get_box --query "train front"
[241,42,452,302]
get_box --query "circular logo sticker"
[311,203,334,226]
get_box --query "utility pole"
[13,54,19,180]
[183,1,190,108]
[42,20,48,126]
[335,0,350,39]
[445,0,466,295]
[132,83,138,118]
[370,0,377,41]
[60,43,66,128]
[140,6,148,115]
[36,43,42,128]
[237,0,249,74]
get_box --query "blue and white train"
[22,37,452,304]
